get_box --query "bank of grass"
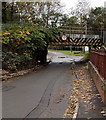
[48,49,89,60]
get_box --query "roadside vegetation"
[2,23,60,71]
[81,51,89,61]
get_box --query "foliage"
[2,1,63,27]
[82,51,89,60]
[2,23,58,71]
[2,52,21,71]
[86,7,106,34]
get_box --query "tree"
[2,1,64,27]
[51,12,62,27]
[86,7,106,34]
[37,1,63,27]
[68,16,78,25]
[60,14,69,26]
[71,0,90,24]
[2,2,7,23]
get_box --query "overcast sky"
[61,0,106,13]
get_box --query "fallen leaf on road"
[101,111,105,114]
[103,114,106,116]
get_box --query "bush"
[2,52,21,71]
[2,23,55,71]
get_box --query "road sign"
[62,35,67,40]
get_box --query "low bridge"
[50,34,103,46]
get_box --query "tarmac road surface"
[2,51,82,118]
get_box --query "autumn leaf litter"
[64,65,106,118]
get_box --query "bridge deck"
[50,34,103,46]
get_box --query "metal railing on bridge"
[69,34,100,39]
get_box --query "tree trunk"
[37,47,48,64]
[40,47,48,64]
[10,3,14,21]
[2,2,7,23]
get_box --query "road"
[2,51,83,118]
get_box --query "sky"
[61,0,106,13]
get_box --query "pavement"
[74,65,106,119]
